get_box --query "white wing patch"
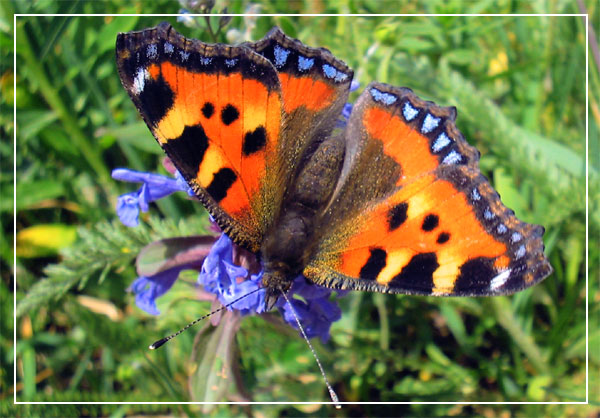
[132,67,149,95]
[490,269,511,291]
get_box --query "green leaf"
[22,343,36,400]
[16,224,77,258]
[444,48,477,66]
[99,122,164,155]
[440,302,467,346]
[16,216,207,318]
[490,297,549,374]
[526,375,553,401]
[16,221,145,317]
[374,22,397,43]
[493,167,527,215]
[396,37,434,52]
[96,16,139,54]
[563,328,599,362]
[136,235,216,277]
[393,374,454,396]
[189,311,242,410]
[372,293,389,350]
[17,109,58,140]
[425,343,451,367]
[14,179,65,212]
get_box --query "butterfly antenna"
[149,287,263,350]
[280,290,341,409]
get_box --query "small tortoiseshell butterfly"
[116,23,552,311]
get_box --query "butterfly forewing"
[116,23,284,251]
[247,28,353,197]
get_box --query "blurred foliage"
[2,0,598,416]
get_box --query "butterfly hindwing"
[116,23,284,252]
[305,82,552,296]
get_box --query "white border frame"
[12,12,589,407]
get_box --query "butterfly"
[116,23,552,311]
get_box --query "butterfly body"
[262,134,346,308]
[116,23,552,310]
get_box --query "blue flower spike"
[112,168,193,227]
[199,234,343,342]
[337,80,360,128]
[115,167,344,341]
[129,236,217,315]
[128,268,182,315]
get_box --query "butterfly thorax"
[261,135,345,310]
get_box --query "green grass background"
[3,1,598,416]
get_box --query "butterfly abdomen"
[262,135,345,305]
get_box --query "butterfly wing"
[247,28,353,196]
[305,83,552,296]
[116,23,283,251]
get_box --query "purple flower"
[128,267,182,315]
[199,234,266,316]
[112,168,193,227]
[198,234,343,342]
[128,235,216,316]
[275,276,343,343]
[337,80,360,128]
[114,161,345,341]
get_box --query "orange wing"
[116,23,283,251]
[305,82,552,296]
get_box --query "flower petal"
[138,183,150,212]
[116,192,140,227]
[223,260,248,282]
[128,268,181,315]
[112,168,188,197]
[197,234,342,340]
[175,170,196,197]
[223,280,266,315]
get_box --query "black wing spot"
[202,102,215,119]
[436,232,450,244]
[388,253,438,292]
[454,257,495,293]
[359,248,387,280]
[206,168,237,202]
[138,74,174,125]
[162,124,209,178]
[421,214,439,231]
[221,104,239,125]
[243,126,267,156]
[387,202,408,231]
